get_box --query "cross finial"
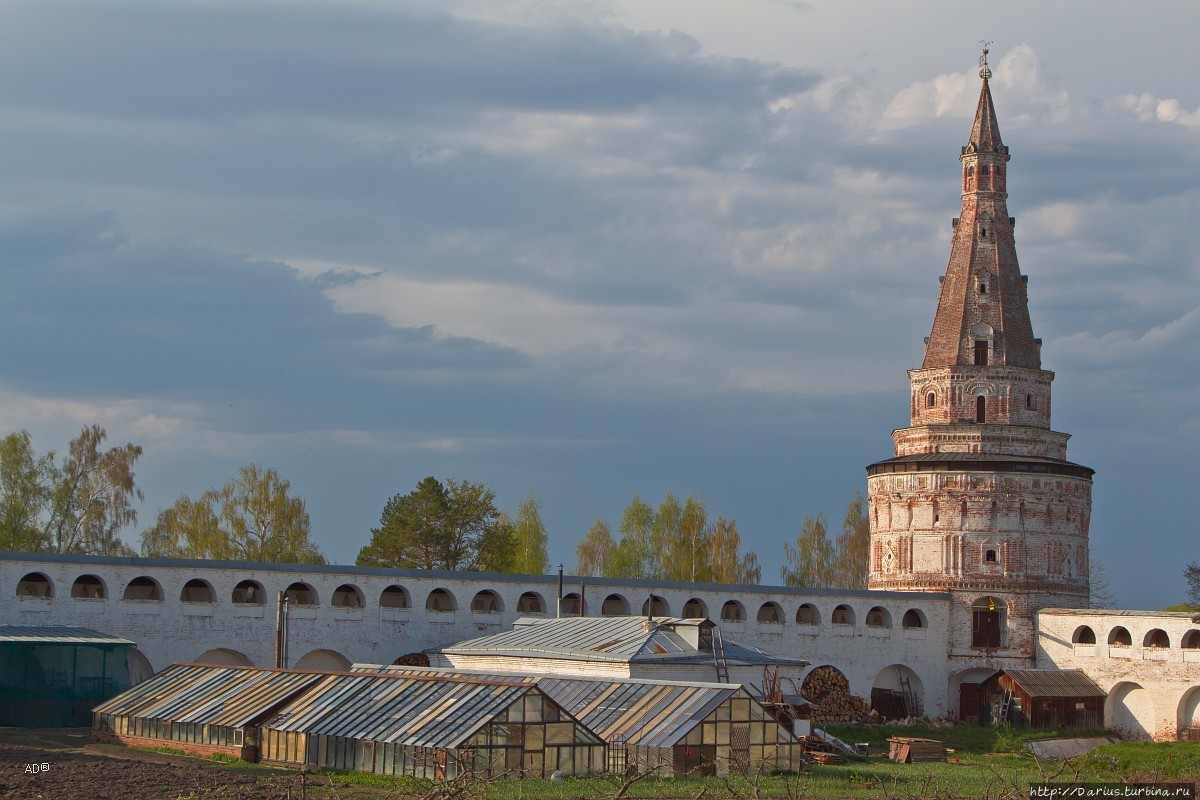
[978,41,993,80]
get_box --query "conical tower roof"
[921,51,1041,370]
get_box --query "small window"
[332,584,364,608]
[471,590,502,614]
[926,392,935,408]
[901,609,925,629]
[974,341,988,366]
[682,598,707,618]
[17,572,54,598]
[796,603,819,625]
[757,602,783,624]
[642,594,669,616]
[380,585,410,609]
[517,592,545,614]
[561,592,581,616]
[979,281,988,295]
[721,600,745,622]
[123,576,163,601]
[1072,625,1096,645]
[180,578,215,603]
[284,582,318,606]
[71,574,106,599]
[232,580,264,605]
[866,606,891,628]
[1026,394,1033,410]
[984,548,998,563]
[1108,626,1132,647]
[976,395,987,423]
[426,588,457,613]
[1143,629,1170,649]
[981,165,990,177]
[831,604,854,625]
[601,593,629,616]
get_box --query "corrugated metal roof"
[436,616,807,667]
[93,663,326,728]
[0,625,134,645]
[263,672,596,749]
[96,663,600,750]
[1000,669,1105,698]
[537,676,737,748]
[355,664,749,749]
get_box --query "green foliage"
[1186,561,1200,607]
[207,752,241,763]
[0,431,53,551]
[47,425,143,556]
[708,516,761,584]
[611,494,656,579]
[781,512,834,587]
[582,493,759,584]
[781,493,878,590]
[510,493,549,574]
[829,492,871,590]
[141,465,324,564]
[575,518,614,577]
[0,426,142,556]
[1162,602,1200,612]
[357,476,513,571]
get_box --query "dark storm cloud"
[0,209,528,411]
[0,2,811,121]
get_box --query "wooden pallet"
[887,736,946,763]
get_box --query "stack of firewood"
[801,666,873,723]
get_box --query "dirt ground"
[0,731,387,800]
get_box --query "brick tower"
[866,51,1094,674]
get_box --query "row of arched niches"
[16,571,932,630]
[1071,623,1200,651]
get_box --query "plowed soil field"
[0,732,385,799]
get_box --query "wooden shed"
[976,669,1104,731]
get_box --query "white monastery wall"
[2,552,953,716]
[1036,609,1200,741]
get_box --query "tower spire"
[921,49,1039,371]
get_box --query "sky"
[0,0,1197,609]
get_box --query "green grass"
[821,722,1111,755]
[298,745,1200,799]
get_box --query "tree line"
[0,425,881,590]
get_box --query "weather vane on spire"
[978,41,993,80]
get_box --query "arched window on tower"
[976,395,986,423]
[974,340,989,365]
[926,392,935,408]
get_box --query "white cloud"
[1116,93,1200,127]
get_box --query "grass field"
[306,725,1200,799]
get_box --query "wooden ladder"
[997,688,1014,724]
[713,625,731,683]
[895,666,917,717]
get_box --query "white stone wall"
[2,553,953,716]
[1036,609,1200,741]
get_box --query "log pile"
[391,652,431,667]
[800,666,873,724]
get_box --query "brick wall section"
[92,731,251,761]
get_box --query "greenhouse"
[260,670,605,778]
[357,665,806,777]
[0,626,132,727]
[93,662,327,759]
